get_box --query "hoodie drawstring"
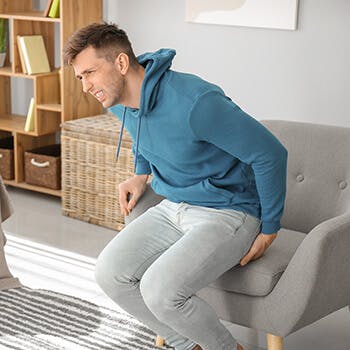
[116,107,141,173]
[134,116,142,173]
[116,107,126,162]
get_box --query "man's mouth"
[94,90,105,102]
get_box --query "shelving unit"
[0,0,103,197]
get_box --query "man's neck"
[124,64,145,109]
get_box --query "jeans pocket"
[239,215,261,254]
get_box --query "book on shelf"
[24,97,35,132]
[17,35,51,75]
[43,0,54,17]
[48,0,60,18]
[16,35,27,74]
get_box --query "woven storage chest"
[61,114,134,231]
[25,144,61,189]
[0,136,14,180]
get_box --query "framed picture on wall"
[185,0,299,30]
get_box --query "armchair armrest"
[264,211,350,336]
[124,184,164,225]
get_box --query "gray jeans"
[95,199,261,350]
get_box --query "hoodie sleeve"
[189,91,288,234]
[132,144,152,175]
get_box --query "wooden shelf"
[3,179,61,197]
[0,114,57,136]
[37,103,62,112]
[0,66,13,76]
[0,0,103,197]
[0,66,59,79]
[0,114,35,134]
[0,11,60,22]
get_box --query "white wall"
[104,0,350,127]
[15,1,348,127]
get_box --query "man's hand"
[118,174,148,216]
[240,232,277,266]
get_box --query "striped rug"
[0,287,168,350]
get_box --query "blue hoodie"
[110,49,287,234]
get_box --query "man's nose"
[82,78,92,93]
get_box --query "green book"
[48,0,60,18]
[18,35,51,75]
[24,98,35,132]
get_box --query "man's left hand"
[240,233,277,266]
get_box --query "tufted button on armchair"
[125,120,350,350]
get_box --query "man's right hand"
[118,174,149,216]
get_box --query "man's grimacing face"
[72,46,126,108]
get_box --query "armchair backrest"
[262,120,350,233]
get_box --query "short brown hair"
[63,22,137,66]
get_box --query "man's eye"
[77,70,95,80]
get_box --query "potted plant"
[0,19,8,67]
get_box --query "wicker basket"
[61,114,134,231]
[0,136,14,180]
[25,144,61,189]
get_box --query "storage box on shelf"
[25,143,61,190]
[0,135,14,180]
[0,0,102,196]
[62,115,134,231]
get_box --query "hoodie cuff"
[261,221,281,234]
[135,161,152,175]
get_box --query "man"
[63,23,287,350]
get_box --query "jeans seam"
[133,248,169,278]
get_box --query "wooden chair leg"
[155,335,165,347]
[267,333,283,350]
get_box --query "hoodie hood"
[114,49,176,172]
[137,48,176,116]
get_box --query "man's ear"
[115,53,129,75]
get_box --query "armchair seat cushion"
[209,228,306,296]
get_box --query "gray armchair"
[0,176,21,291]
[125,120,350,350]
